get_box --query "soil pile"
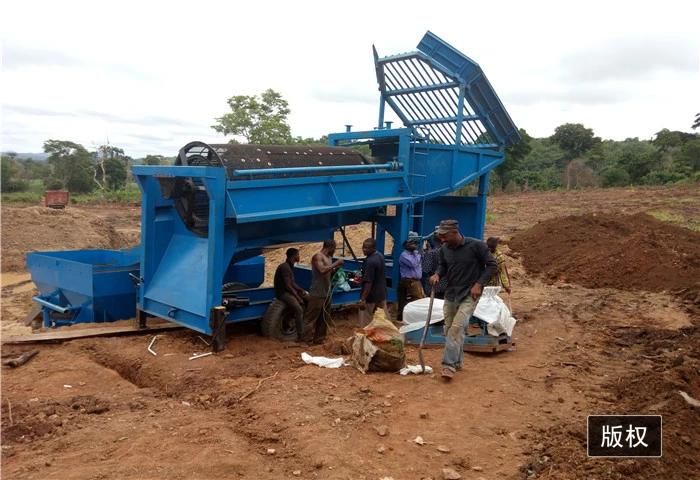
[1,207,134,272]
[510,213,700,301]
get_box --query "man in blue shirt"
[397,235,425,322]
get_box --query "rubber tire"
[260,298,297,340]
[222,282,248,293]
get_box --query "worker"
[421,235,447,299]
[273,248,307,341]
[302,239,344,344]
[397,233,424,322]
[429,219,497,381]
[359,238,391,324]
[486,237,512,294]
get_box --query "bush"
[641,170,687,185]
[44,178,65,190]
[600,166,630,187]
[2,179,29,192]
[2,190,42,203]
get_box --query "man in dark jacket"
[359,238,391,324]
[273,248,307,340]
[429,220,496,381]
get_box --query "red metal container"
[44,190,70,209]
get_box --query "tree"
[104,156,127,190]
[600,166,630,187]
[1,154,29,192]
[677,138,700,173]
[94,145,130,190]
[43,140,95,193]
[653,128,683,152]
[693,113,699,130]
[496,128,532,190]
[142,154,165,165]
[551,123,599,158]
[551,123,600,189]
[212,88,293,144]
[615,138,661,183]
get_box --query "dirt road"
[1,185,698,479]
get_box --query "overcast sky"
[2,0,699,157]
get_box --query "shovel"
[417,288,436,373]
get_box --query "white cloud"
[1,0,699,156]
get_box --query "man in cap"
[429,219,497,381]
[397,232,425,322]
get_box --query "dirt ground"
[1,185,699,480]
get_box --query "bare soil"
[2,185,699,480]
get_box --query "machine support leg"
[210,306,227,352]
[135,308,148,330]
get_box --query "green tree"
[45,178,64,190]
[551,123,601,189]
[677,138,700,173]
[212,88,293,144]
[615,138,661,183]
[94,145,130,189]
[43,139,95,193]
[1,154,29,192]
[496,128,532,190]
[104,156,127,190]
[653,128,683,152]
[510,138,564,190]
[600,166,631,187]
[142,154,165,165]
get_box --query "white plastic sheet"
[300,352,345,368]
[399,364,434,375]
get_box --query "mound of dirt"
[1,206,134,272]
[509,213,700,300]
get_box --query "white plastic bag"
[399,297,445,334]
[300,352,345,368]
[473,286,517,337]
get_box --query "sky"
[1,0,699,157]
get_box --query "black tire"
[261,299,296,340]
[222,282,248,294]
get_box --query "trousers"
[441,297,477,370]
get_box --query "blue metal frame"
[127,32,520,338]
[25,32,519,342]
[27,249,139,327]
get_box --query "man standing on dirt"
[302,240,344,344]
[273,248,307,340]
[486,237,512,294]
[359,238,391,324]
[430,220,497,381]
[397,234,424,322]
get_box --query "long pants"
[358,301,392,325]
[397,278,425,321]
[441,297,477,371]
[303,295,330,343]
[278,293,304,341]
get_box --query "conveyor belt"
[167,142,375,236]
[176,142,372,180]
